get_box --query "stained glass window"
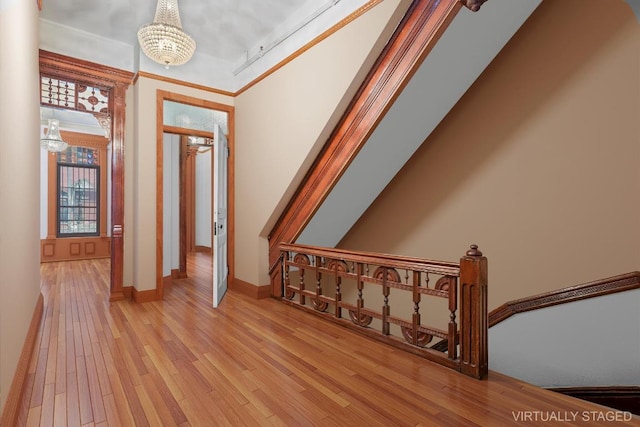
[57,146,100,166]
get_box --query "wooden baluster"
[335,261,342,319]
[315,256,321,298]
[357,263,364,322]
[283,251,290,298]
[448,276,458,359]
[313,255,328,311]
[459,244,488,379]
[412,271,421,346]
[382,267,390,336]
[299,255,306,305]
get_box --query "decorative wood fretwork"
[279,243,488,379]
[40,75,111,129]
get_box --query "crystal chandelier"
[40,119,68,152]
[137,0,196,68]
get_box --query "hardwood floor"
[16,253,639,426]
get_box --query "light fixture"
[40,119,68,152]
[137,0,196,69]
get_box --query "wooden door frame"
[39,50,133,301]
[156,90,235,300]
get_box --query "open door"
[212,124,228,307]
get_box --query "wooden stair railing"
[268,0,489,295]
[488,271,640,327]
[433,271,640,351]
[278,243,488,379]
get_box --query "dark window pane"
[57,163,99,237]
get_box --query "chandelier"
[40,119,68,152]
[137,0,196,68]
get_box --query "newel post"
[459,244,488,379]
[270,253,284,298]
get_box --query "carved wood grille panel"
[280,244,464,369]
[41,75,110,114]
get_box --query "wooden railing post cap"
[465,244,483,257]
[460,0,488,12]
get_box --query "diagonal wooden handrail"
[267,0,467,294]
[488,271,640,326]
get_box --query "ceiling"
[39,0,369,90]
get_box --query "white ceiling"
[39,0,370,91]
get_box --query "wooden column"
[179,139,197,278]
[109,81,128,301]
[459,244,488,379]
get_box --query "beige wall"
[338,0,640,309]
[130,77,233,291]
[234,0,411,287]
[0,0,42,413]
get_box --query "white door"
[212,124,228,307]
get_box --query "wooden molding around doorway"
[39,50,134,302]
[155,90,235,301]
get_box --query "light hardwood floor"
[16,253,639,426]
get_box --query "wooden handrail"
[267,0,467,295]
[489,272,640,327]
[278,243,488,379]
[278,243,461,276]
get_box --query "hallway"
[17,255,636,426]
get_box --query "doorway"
[155,91,235,305]
[38,50,132,301]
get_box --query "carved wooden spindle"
[300,258,305,305]
[293,253,310,305]
[382,267,390,336]
[448,276,458,359]
[334,261,342,319]
[315,255,321,300]
[357,262,364,322]
[412,270,421,346]
[283,251,290,299]
[313,256,328,311]
[459,244,488,379]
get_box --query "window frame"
[56,162,100,238]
